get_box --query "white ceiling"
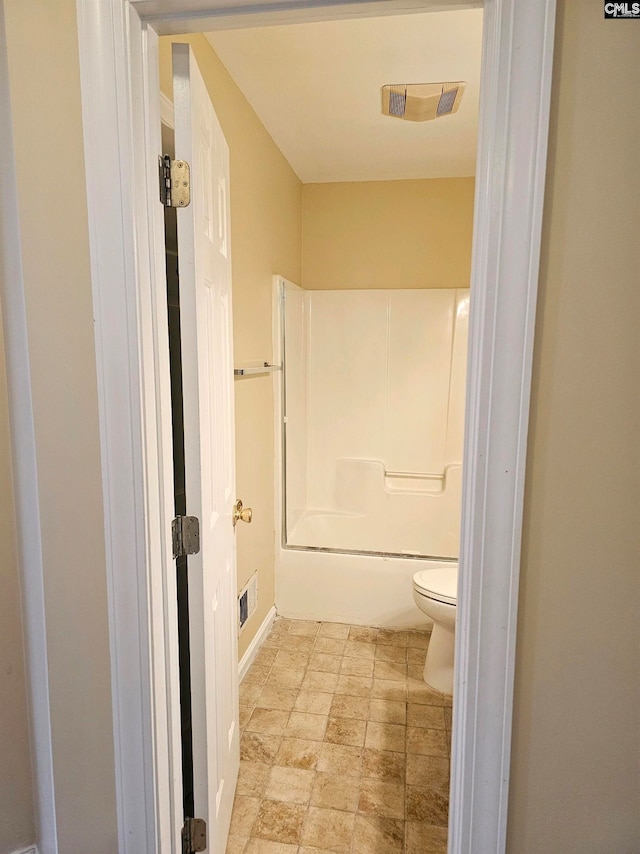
[205,9,483,184]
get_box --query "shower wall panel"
[283,286,469,558]
[283,282,308,534]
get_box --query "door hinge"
[172,515,200,559]
[182,817,206,853]
[159,154,191,208]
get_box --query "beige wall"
[508,2,640,850]
[3,1,118,851]
[1,3,638,852]
[159,35,303,658]
[302,178,474,289]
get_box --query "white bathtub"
[276,538,455,629]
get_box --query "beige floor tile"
[365,721,406,753]
[368,698,407,725]
[329,694,369,721]
[352,815,404,853]
[286,712,328,740]
[237,761,271,797]
[239,705,253,731]
[324,716,366,747]
[311,771,360,812]
[244,839,298,853]
[236,619,452,852]
[343,639,376,660]
[229,795,261,837]
[256,686,298,712]
[265,765,316,805]
[275,737,321,770]
[361,747,406,782]
[308,652,342,674]
[270,618,293,633]
[240,733,282,764]
[405,820,448,853]
[313,637,346,656]
[371,679,407,702]
[294,689,333,715]
[348,626,379,643]
[407,679,446,706]
[301,806,355,853]
[444,706,453,729]
[407,703,446,729]
[246,708,290,735]
[408,630,430,649]
[254,647,279,668]
[408,663,427,681]
[274,650,310,671]
[251,800,306,845]
[339,657,374,678]
[262,632,287,652]
[374,660,408,681]
[335,675,372,698]
[288,620,321,637]
[265,668,305,690]
[318,622,350,639]
[225,833,248,853]
[406,726,448,757]
[301,671,339,693]
[317,743,363,777]
[405,754,450,793]
[375,644,408,663]
[286,635,316,653]
[244,665,271,686]
[406,784,449,825]
[240,683,262,706]
[358,779,405,820]
[377,630,409,647]
[408,647,427,666]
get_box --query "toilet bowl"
[412,564,457,696]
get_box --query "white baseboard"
[11,846,38,854]
[238,606,277,682]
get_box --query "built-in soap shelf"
[234,361,282,377]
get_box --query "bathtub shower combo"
[274,277,467,638]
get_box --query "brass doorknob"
[233,499,252,528]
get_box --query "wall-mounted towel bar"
[234,362,282,377]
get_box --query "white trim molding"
[11,846,39,854]
[73,1,557,852]
[450,1,556,851]
[238,606,277,682]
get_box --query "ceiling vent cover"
[381,82,465,122]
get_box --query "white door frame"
[72,0,556,851]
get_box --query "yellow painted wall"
[302,178,474,289]
[507,2,640,850]
[0,3,638,852]
[159,35,303,658]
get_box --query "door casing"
[4,0,556,851]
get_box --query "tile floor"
[228,617,452,853]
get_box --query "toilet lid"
[413,566,457,605]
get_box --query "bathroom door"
[173,42,239,852]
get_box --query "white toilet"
[412,564,458,696]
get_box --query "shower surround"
[275,278,468,627]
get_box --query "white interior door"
[173,42,239,852]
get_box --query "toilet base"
[423,621,455,696]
